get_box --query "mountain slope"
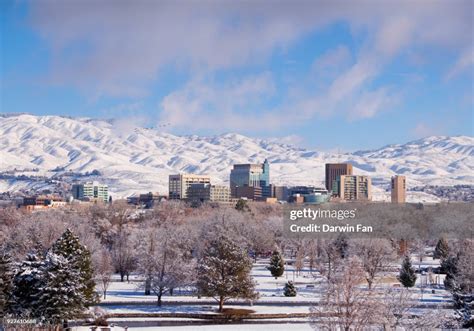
[0,114,473,201]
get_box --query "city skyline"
[1,0,473,150]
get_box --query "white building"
[72,181,109,203]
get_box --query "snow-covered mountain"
[1,114,473,202]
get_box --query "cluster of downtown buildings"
[166,160,407,205]
[10,160,407,211]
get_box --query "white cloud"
[312,45,352,73]
[445,47,474,80]
[412,123,441,138]
[374,16,415,57]
[158,72,282,131]
[28,0,472,98]
[348,88,395,120]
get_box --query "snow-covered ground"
[71,255,455,330]
[101,257,452,308]
[103,261,324,304]
[73,324,314,331]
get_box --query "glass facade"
[230,159,270,198]
[72,181,109,203]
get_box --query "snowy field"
[94,255,453,331]
[102,257,452,307]
[103,261,325,304]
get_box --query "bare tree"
[95,249,113,300]
[355,238,396,289]
[378,287,415,329]
[111,228,135,282]
[311,257,381,331]
[136,224,192,305]
[295,247,304,276]
[319,239,342,281]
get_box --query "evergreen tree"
[453,291,474,328]
[0,252,14,317]
[333,234,349,259]
[51,229,98,305]
[442,254,459,290]
[283,281,297,297]
[268,250,285,278]
[398,255,417,288]
[37,251,85,325]
[196,235,257,312]
[434,237,450,260]
[12,252,45,317]
[235,199,250,212]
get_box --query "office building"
[72,181,109,203]
[333,175,372,201]
[325,163,353,194]
[273,185,290,201]
[391,175,406,203]
[230,159,270,198]
[168,174,211,200]
[233,186,262,200]
[128,192,166,208]
[187,183,231,203]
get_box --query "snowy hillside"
[0,114,473,201]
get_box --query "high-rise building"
[168,174,211,200]
[72,181,109,203]
[333,175,372,201]
[187,183,231,203]
[325,163,353,194]
[391,175,406,203]
[230,159,270,198]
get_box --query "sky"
[1,0,473,150]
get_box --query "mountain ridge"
[0,114,473,201]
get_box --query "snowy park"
[0,202,472,330]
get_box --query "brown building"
[334,175,372,201]
[233,186,262,200]
[168,174,211,200]
[325,163,353,194]
[391,175,406,203]
[187,183,231,203]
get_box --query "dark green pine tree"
[283,281,297,297]
[434,237,450,260]
[235,199,250,212]
[398,255,417,288]
[37,251,85,325]
[196,235,257,312]
[441,254,459,291]
[268,250,285,278]
[0,252,14,317]
[51,229,98,305]
[333,234,349,259]
[12,252,45,317]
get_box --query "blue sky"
[1,0,473,150]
